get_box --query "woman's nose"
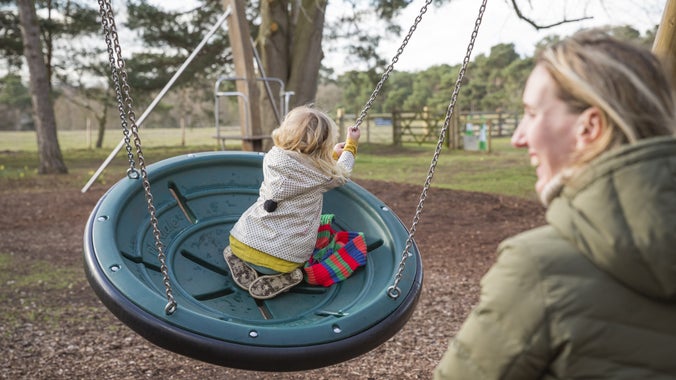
[511,122,527,148]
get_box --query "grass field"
[0,128,536,199]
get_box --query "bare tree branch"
[510,0,594,30]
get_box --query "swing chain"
[98,0,138,177]
[98,0,177,315]
[352,0,433,131]
[388,0,488,299]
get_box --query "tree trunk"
[258,0,291,148]
[286,0,326,106]
[16,0,68,174]
[260,0,326,108]
[260,0,290,83]
[96,102,108,149]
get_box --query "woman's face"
[512,64,581,195]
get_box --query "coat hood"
[547,136,676,301]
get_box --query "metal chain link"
[97,0,177,315]
[387,0,488,299]
[97,0,138,178]
[352,0,433,131]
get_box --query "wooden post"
[450,111,457,149]
[453,111,460,149]
[422,106,430,139]
[336,108,345,140]
[180,117,186,147]
[392,110,401,147]
[653,0,676,86]
[487,119,492,153]
[224,0,263,151]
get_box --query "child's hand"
[347,126,361,141]
[333,142,346,157]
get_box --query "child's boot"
[223,246,258,290]
[248,268,303,299]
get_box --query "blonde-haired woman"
[224,105,361,299]
[435,29,676,379]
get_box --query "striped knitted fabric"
[304,214,368,287]
[314,214,335,250]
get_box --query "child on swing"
[224,105,363,299]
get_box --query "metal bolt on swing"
[126,167,140,180]
[387,285,401,299]
[165,300,177,315]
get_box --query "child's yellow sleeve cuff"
[343,138,358,156]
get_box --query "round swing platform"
[83,151,423,372]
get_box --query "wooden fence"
[336,109,520,150]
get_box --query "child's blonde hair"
[272,105,348,179]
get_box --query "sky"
[150,0,668,74]
[327,0,668,73]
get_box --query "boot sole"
[223,246,258,290]
[248,269,304,300]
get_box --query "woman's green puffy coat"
[434,137,676,379]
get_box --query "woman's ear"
[576,107,603,149]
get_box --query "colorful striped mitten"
[304,215,368,286]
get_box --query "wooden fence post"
[336,108,345,139]
[180,117,186,147]
[392,110,401,147]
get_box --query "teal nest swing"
[84,151,422,371]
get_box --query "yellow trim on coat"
[343,137,358,156]
[228,235,301,273]
[332,137,359,160]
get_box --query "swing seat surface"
[83,151,423,372]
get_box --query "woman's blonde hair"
[272,105,348,178]
[538,29,676,167]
